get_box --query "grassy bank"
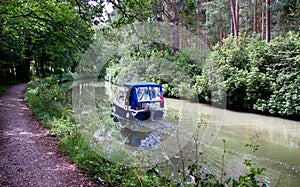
[24,77,266,186]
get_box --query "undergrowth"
[24,76,267,186]
[0,84,8,97]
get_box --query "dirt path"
[0,84,99,187]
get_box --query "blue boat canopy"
[124,82,164,110]
[123,82,161,87]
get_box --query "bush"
[207,32,300,118]
[25,77,64,121]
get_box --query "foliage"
[203,0,231,44]
[107,0,157,26]
[207,32,299,118]
[0,0,96,82]
[105,0,300,47]
[183,137,266,187]
[272,0,300,32]
[25,77,69,127]
[100,26,299,117]
[228,143,266,187]
[15,0,299,184]
[104,41,201,100]
[254,32,300,117]
[1,0,299,83]
[94,24,210,101]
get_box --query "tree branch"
[108,0,143,22]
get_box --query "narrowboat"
[111,82,165,121]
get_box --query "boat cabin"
[112,82,164,121]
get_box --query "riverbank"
[0,84,99,186]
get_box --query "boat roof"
[123,82,161,87]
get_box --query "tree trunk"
[246,0,249,36]
[16,35,31,82]
[196,0,201,48]
[261,0,265,40]
[253,0,257,33]
[235,0,239,37]
[40,52,46,77]
[219,9,223,46]
[205,0,210,48]
[171,0,179,51]
[266,0,271,42]
[230,0,238,37]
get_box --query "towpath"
[0,84,99,187]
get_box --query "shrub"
[206,32,300,117]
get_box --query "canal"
[72,81,300,186]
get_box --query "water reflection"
[120,127,161,148]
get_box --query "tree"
[230,0,239,37]
[0,0,97,81]
[253,0,258,33]
[107,0,155,26]
[261,0,265,40]
[169,0,180,51]
[205,0,210,47]
[204,0,231,45]
[272,0,299,33]
[266,0,271,42]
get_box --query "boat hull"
[112,103,163,121]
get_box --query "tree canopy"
[0,0,101,82]
[1,0,299,82]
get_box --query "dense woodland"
[1,0,299,118]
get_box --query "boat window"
[117,88,126,105]
[135,86,160,102]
